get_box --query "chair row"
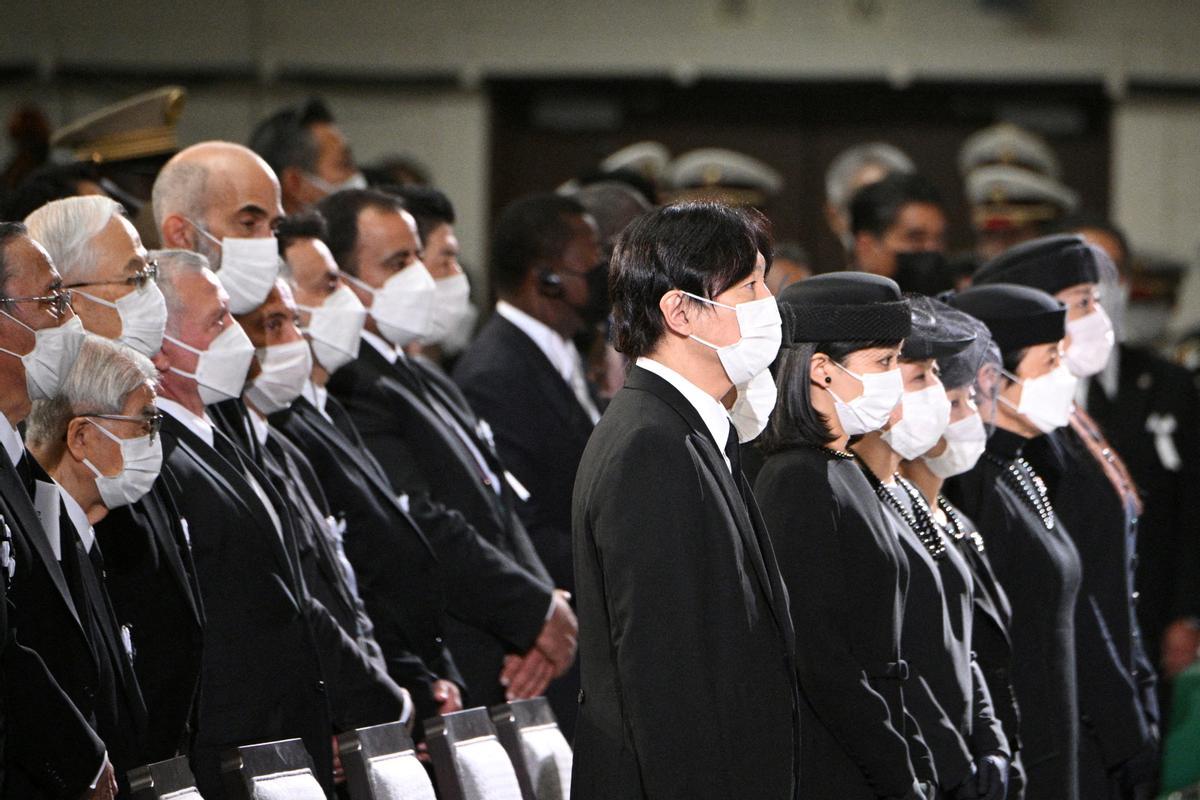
[127,697,573,800]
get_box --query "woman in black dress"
[944,284,1084,800]
[755,272,933,800]
[972,235,1160,799]
[852,294,1012,800]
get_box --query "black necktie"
[724,423,742,478]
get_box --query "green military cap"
[51,86,186,164]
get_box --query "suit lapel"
[138,490,203,626]
[491,315,595,432]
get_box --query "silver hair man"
[25,195,125,282]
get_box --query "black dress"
[871,476,1009,795]
[941,496,1027,798]
[946,428,1083,800]
[756,446,924,799]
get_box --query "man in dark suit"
[25,336,161,793]
[26,195,206,766]
[0,223,113,798]
[317,189,578,710]
[572,203,799,799]
[150,250,408,798]
[452,193,603,733]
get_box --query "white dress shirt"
[301,380,332,423]
[496,300,601,424]
[58,484,96,554]
[636,357,733,473]
[0,414,23,467]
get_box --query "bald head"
[152,141,284,270]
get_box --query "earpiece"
[538,269,565,299]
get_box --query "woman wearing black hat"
[944,283,1083,800]
[972,235,1160,800]
[851,294,1012,800]
[755,273,933,800]
[898,300,1027,799]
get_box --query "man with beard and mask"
[151,250,409,797]
[972,235,1161,800]
[848,172,952,295]
[25,197,204,767]
[248,98,366,215]
[0,222,113,799]
[451,193,603,734]
[317,188,578,718]
[1065,217,1200,687]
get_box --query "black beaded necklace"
[858,461,947,559]
[807,444,856,460]
[982,453,1056,530]
[936,495,986,553]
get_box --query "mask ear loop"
[80,418,124,480]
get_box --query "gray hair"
[24,196,124,285]
[26,334,157,449]
[568,181,652,248]
[152,159,209,233]
[825,142,915,210]
[152,248,212,335]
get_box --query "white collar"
[636,357,732,468]
[496,300,579,382]
[301,380,332,422]
[57,481,95,554]
[247,406,270,446]
[361,330,399,364]
[0,414,24,466]
[157,396,215,448]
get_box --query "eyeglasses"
[66,259,158,292]
[1,287,74,317]
[81,411,163,442]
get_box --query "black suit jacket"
[158,410,404,798]
[572,366,799,800]
[0,446,105,799]
[95,481,204,763]
[327,342,554,706]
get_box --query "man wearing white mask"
[572,203,798,800]
[152,141,283,316]
[150,250,409,797]
[317,188,578,715]
[25,335,157,794]
[25,201,204,765]
[0,222,113,799]
[972,235,1161,800]
[26,196,167,358]
[248,98,367,215]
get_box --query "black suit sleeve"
[342,386,431,496]
[4,637,106,798]
[968,657,1009,757]
[906,671,971,788]
[756,458,920,798]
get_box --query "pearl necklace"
[983,453,1056,530]
[858,462,947,560]
[937,495,986,554]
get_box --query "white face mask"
[827,362,904,436]
[304,171,368,196]
[882,383,952,460]
[0,313,86,401]
[438,303,478,357]
[1003,362,1078,433]
[245,339,313,414]
[165,324,256,406]
[83,419,163,508]
[75,282,167,357]
[344,263,437,347]
[189,222,281,315]
[924,412,988,479]
[730,369,779,443]
[425,272,474,345]
[1065,307,1115,377]
[684,292,782,386]
[298,285,368,374]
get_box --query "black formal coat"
[757,447,924,800]
[946,429,1083,800]
[452,313,595,734]
[1086,344,1200,682]
[877,481,1008,793]
[944,499,1027,797]
[95,481,204,763]
[157,412,405,798]
[0,446,105,799]
[572,366,799,800]
[273,394,559,723]
[1025,415,1158,794]
[327,341,554,707]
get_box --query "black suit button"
[1132,591,1140,605]
[315,679,326,694]
[577,689,585,704]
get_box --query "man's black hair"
[314,188,405,275]
[849,173,943,238]
[247,98,336,179]
[490,193,588,297]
